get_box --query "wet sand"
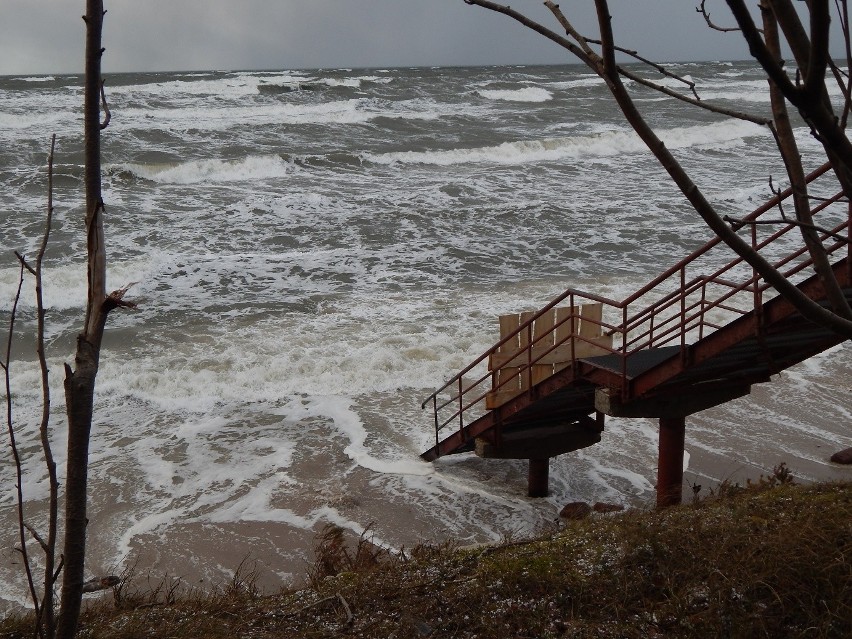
[2,347,849,612]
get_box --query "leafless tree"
[3,2,129,638]
[3,135,62,638]
[464,0,852,338]
[55,2,134,637]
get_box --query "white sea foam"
[2,62,847,607]
[478,87,553,102]
[0,262,87,312]
[114,96,462,133]
[545,77,604,89]
[108,76,262,99]
[110,154,290,184]
[366,119,765,166]
[0,109,75,131]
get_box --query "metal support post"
[528,458,550,498]
[657,416,686,508]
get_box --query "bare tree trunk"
[761,2,852,319]
[56,2,108,637]
[35,136,60,639]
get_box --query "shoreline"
[2,348,849,612]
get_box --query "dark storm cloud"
[2,0,760,75]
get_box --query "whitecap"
[477,87,553,102]
[365,119,766,166]
[108,155,290,184]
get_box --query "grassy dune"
[2,476,851,638]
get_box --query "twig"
[3,259,41,619]
[99,80,110,130]
[284,592,355,626]
[13,252,35,276]
[697,0,759,34]
[285,594,339,618]
[768,175,789,221]
[81,576,120,593]
[337,593,353,626]
[24,523,50,553]
[545,0,768,124]
[584,39,700,98]
[618,66,770,125]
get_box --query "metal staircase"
[420,163,851,504]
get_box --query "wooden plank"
[532,309,555,385]
[486,388,525,409]
[486,306,613,409]
[495,312,521,393]
[554,306,577,373]
[579,303,604,338]
[518,311,535,390]
[488,313,522,409]
[554,306,578,343]
[490,337,614,368]
[498,314,521,351]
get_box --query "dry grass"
[2,477,850,638]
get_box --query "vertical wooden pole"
[528,458,549,497]
[657,417,686,507]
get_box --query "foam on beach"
[1,62,848,606]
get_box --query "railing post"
[621,304,628,402]
[526,321,532,395]
[432,396,439,448]
[457,378,464,437]
[679,266,687,363]
[649,311,655,347]
[847,200,851,282]
[569,294,576,371]
[750,222,765,332]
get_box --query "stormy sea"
[1,62,850,607]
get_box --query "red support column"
[657,417,686,508]
[528,458,549,498]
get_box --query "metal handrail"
[423,161,848,444]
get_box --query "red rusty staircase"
[421,163,851,505]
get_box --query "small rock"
[830,447,852,464]
[593,502,625,513]
[559,501,592,520]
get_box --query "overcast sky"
[0,1,807,75]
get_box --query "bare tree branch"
[464,0,597,68]
[831,0,852,127]
[618,66,771,124]
[3,260,42,621]
[543,0,598,59]
[585,38,701,98]
[546,1,769,123]
[99,80,110,130]
[698,0,755,33]
[23,523,50,553]
[34,133,60,639]
[465,0,852,336]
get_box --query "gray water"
[1,62,850,608]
